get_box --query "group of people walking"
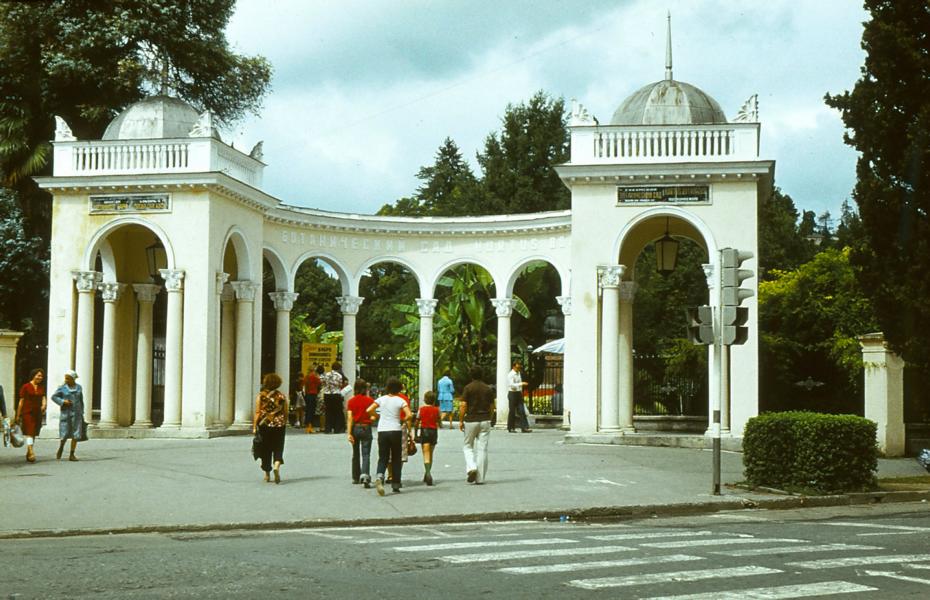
[251,363,509,490]
[2,368,86,463]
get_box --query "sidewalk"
[1,429,927,538]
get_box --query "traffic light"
[720,248,753,345]
[686,305,714,345]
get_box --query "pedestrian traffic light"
[685,305,714,345]
[720,248,753,345]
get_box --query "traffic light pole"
[712,301,722,496]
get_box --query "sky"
[225,0,868,222]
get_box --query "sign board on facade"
[616,185,710,205]
[301,343,338,376]
[89,193,171,214]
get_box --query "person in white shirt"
[367,377,413,495]
[507,361,532,433]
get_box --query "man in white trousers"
[459,365,496,484]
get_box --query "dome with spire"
[610,15,727,126]
[102,95,215,141]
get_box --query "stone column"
[0,330,23,419]
[160,269,185,428]
[618,281,637,432]
[598,266,625,432]
[97,282,125,428]
[416,298,438,399]
[491,297,515,426]
[131,284,160,428]
[269,291,299,396]
[337,295,364,385]
[73,270,101,423]
[231,280,258,428]
[860,333,905,457]
[556,295,572,430]
[219,282,236,425]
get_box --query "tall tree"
[825,0,930,372]
[478,91,570,214]
[414,137,483,216]
[758,187,817,280]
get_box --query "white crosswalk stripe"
[587,530,716,541]
[641,580,878,599]
[643,537,805,549]
[711,543,883,557]
[567,565,781,590]
[438,544,635,564]
[820,522,930,533]
[787,554,930,569]
[497,553,703,575]
[397,538,577,552]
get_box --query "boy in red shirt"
[416,391,440,486]
[346,379,375,487]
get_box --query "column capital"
[337,295,365,315]
[72,270,102,293]
[132,283,161,304]
[416,298,438,318]
[98,282,126,303]
[598,265,626,290]
[160,269,185,292]
[491,297,515,318]
[701,263,715,289]
[215,272,229,294]
[230,280,258,302]
[618,281,638,303]
[556,295,572,316]
[220,283,236,303]
[269,291,299,312]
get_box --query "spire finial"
[665,11,673,81]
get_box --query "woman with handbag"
[253,373,288,484]
[415,391,440,486]
[50,369,85,461]
[15,368,46,463]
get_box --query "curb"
[4,490,929,541]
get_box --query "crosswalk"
[295,520,930,597]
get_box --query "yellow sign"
[301,343,338,376]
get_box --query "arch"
[83,217,176,280]
[290,251,352,296]
[262,246,290,292]
[504,255,569,298]
[427,256,501,298]
[613,207,718,279]
[221,226,253,281]
[356,255,425,298]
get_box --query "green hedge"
[743,411,878,493]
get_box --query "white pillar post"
[231,280,258,428]
[337,295,364,385]
[160,269,185,428]
[491,297,515,425]
[860,333,906,457]
[73,270,101,424]
[416,298,438,399]
[618,281,637,432]
[219,282,236,426]
[269,291,299,395]
[0,331,24,419]
[702,263,720,435]
[131,283,160,428]
[598,265,625,432]
[97,282,125,428]
[556,294,572,430]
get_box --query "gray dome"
[102,95,205,140]
[610,79,727,126]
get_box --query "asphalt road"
[7,502,930,599]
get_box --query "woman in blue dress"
[50,370,85,461]
[436,370,455,429]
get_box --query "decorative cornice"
[269,291,299,312]
[337,295,364,316]
[230,280,258,302]
[160,269,185,292]
[598,265,626,290]
[556,295,572,316]
[132,283,161,304]
[491,298,515,318]
[416,298,438,318]
[72,270,102,293]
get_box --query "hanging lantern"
[145,238,167,280]
[655,218,679,277]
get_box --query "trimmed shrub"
[743,411,877,493]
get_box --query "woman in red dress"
[16,368,46,463]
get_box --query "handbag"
[10,423,25,448]
[406,435,417,456]
[251,429,263,461]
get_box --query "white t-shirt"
[374,394,408,432]
[508,369,523,392]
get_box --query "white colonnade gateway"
[37,44,773,445]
